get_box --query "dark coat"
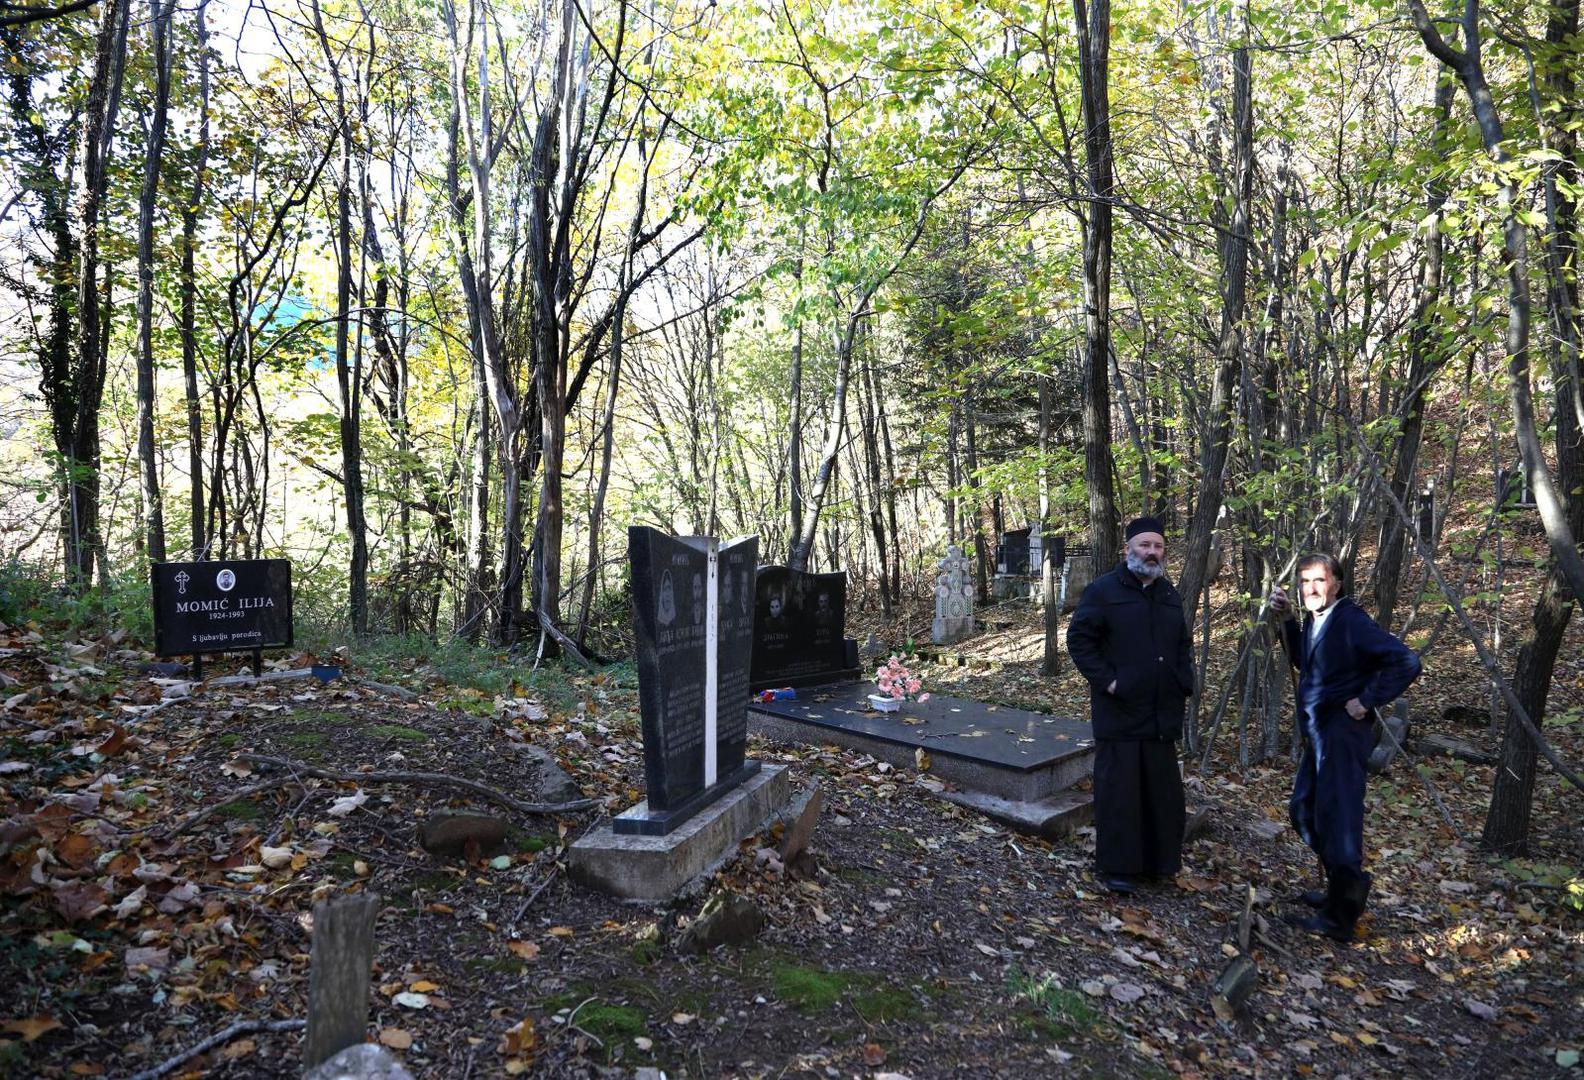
[1066,562,1195,741]
[1283,596,1421,875]
[1280,597,1421,725]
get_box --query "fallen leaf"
[220,1037,256,1060]
[393,992,429,1009]
[498,1017,537,1059]
[1464,998,1498,1022]
[507,941,540,960]
[1110,982,1144,1003]
[328,790,368,816]
[95,726,129,757]
[672,1012,695,1025]
[259,846,293,870]
[379,1028,413,1049]
[409,980,440,993]
[113,885,147,920]
[547,926,574,938]
[863,1042,887,1066]
[52,882,108,923]
[2,1016,62,1042]
[974,943,1000,957]
[124,946,170,975]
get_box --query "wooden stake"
[304,892,380,1070]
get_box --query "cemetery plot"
[748,684,1094,804]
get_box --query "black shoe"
[1297,889,1326,908]
[1293,910,1355,943]
[1100,875,1138,895]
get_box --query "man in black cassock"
[1066,517,1195,895]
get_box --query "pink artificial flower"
[906,678,921,695]
[918,693,930,702]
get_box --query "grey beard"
[1126,552,1164,579]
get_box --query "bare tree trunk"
[787,248,805,560]
[62,0,129,589]
[1073,0,1120,563]
[1482,0,1581,853]
[134,0,174,565]
[1178,40,1253,630]
[179,0,210,558]
[313,0,369,634]
[1040,376,1061,676]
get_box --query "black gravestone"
[1047,534,1066,569]
[751,566,860,690]
[151,560,293,657]
[1498,467,1536,510]
[622,528,760,836]
[1000,528,1031,575]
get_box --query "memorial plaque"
[623,528,759,835]
[751,566,858,689]
[151,560,293,657]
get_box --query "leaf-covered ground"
[1,595,1581,1079]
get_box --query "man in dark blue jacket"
[1066,517,1195,895]
[1271,553,1421,942]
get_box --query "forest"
[0,0,1581,1075]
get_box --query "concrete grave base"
[569,764,792,901]
[933,787,1093,839]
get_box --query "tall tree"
[1072,0,1120,565]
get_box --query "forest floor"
[1,585,1581,1079]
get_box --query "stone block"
[568,764,792,901]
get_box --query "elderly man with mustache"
[1066,516,1196,896]
[1270,553,1421,942]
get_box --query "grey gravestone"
[750,565,859,689]
[620,528,760,836]
[932,544,973,644]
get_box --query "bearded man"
[1066,517,1196,895]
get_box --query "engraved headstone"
[151,559,293,658]
[932,544,974,645]
[750,566,860,689]
[621,528,760,836]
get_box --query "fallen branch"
[353,678,419,702]
[537,613,599,670]
[237,754,598,816]
[165,756,596,838]
[124,1017,306,1080]
[164,776,308,837]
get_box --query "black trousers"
[1093,739,1185,877]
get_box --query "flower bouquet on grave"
[868,655,929,713]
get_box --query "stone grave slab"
[568,764,792,901]
[747,682,1094,802]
